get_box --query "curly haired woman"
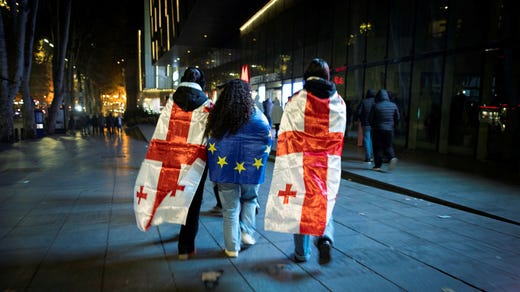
[205,79,272,257]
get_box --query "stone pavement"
[0,125,519,291]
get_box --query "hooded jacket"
[356,89,376,128]
[369,89,400,131]
[172,82,208,111]
[303,77,337,99]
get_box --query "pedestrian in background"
[356,89,377,163]
[106,114,115,135]
[263,96,273,127]
[98,114,105,135]
[264,58,346,265]
[369,89,400,171]
[205,79,272,258]
[116,115,123,134]
[271,97,283,138]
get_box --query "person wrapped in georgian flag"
[133,67,211,259]
[264,58,346,264]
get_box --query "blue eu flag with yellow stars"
[207,109,272,184]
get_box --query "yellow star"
[252,158,264,170]
[234,162,246,174]
[208,143,217,154]
[265,145,271,154]
[217,156,228,168]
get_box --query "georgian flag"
[264,89,346,236]
[133,97,211,231]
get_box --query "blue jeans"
[294,217,334,261]
[218,183,259,252]
[362,127,373,161]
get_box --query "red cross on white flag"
[264,89,346,236]
[133,97,210,231]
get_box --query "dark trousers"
[372,129,396,168]
[178,166,208,254]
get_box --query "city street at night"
[0,127,519,291]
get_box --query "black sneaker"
[318,240,332,265]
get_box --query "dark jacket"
[172,82,208,111]
[356,89,376,128]
[369,89,400,131]
[263,98,273,116]
[303,77,337,99]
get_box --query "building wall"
[222,0,518,165]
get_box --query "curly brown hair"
[205,79,253,139]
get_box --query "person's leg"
[219,183,241,255]
[210,183,222,213]
[372,130,383,169]
[239,184,259,244]
[382,130,398,170]
[317,217,334,264]
[214,184,222,207]
[178,167,207,258]
[293,234,311,262]
[381,130,395,159]
[362,127,373,161]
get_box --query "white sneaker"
[388,157,398,171]
[241,233,256,245]
[224,250,238,258]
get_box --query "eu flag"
[207,109,272,184]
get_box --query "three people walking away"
[356,89,376,163]
[264,58,347,265]
[133,67,212,261]
[205,79,272,258]
[369,89,400,172]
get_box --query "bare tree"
[46,0,71,134]
[0,0,29,142]
[21,0,39,139]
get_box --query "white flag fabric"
[264,89,346,236]
[133,97,211,231]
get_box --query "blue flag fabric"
[207,109,272,184]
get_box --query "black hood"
[304,78,337,99]
[375,89,390,102]
[172,82,208,111]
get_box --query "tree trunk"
[0,12,11,142]
[47,0,72,134]
[0,0,29,142]
[22,0,40,139]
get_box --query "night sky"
[34,1,144,91]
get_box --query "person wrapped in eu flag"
[205,79,272,257]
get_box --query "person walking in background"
[98,114,105,135]
[133,67,212,261]
[262,96,273,127]
[356,89,377,163]
[116,115,123,134]
[369,89,400,172]
[205,79,272,258]
[68,114,75,135]
[271,97,283,138]
[264,58,346,265]
[106,114,115,135]
[91,115,99,135]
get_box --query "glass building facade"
[205,0,518,167]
